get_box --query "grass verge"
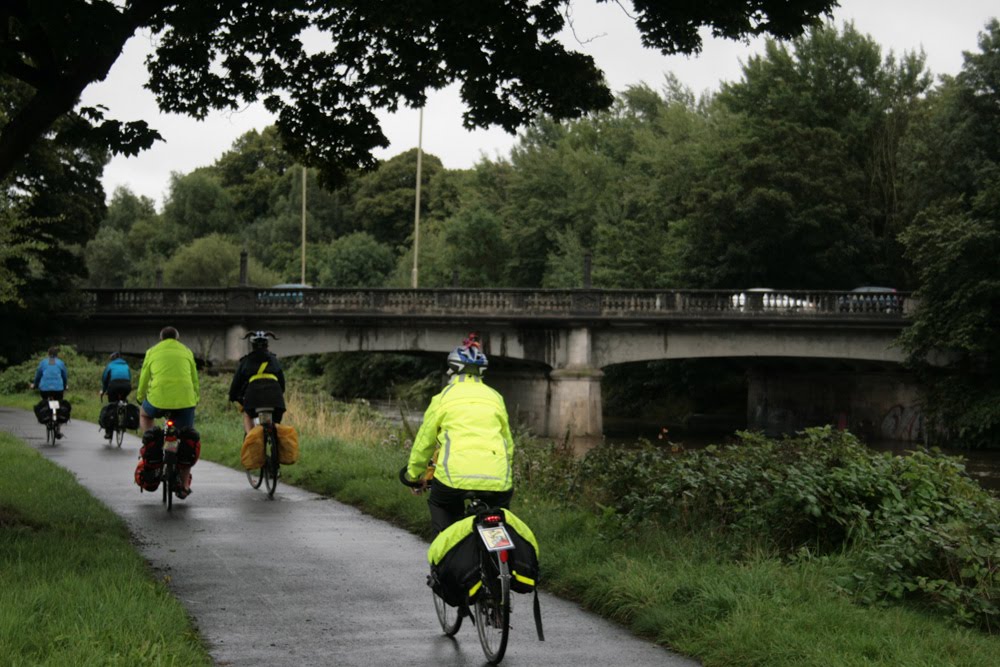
[0,431,211,667]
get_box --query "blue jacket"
[101,358,132,392]
[34,357,67,391]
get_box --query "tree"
[161,169,238,237]
[103,186,157,232]
[162,234,281,287]
[899,20,1000,447]
[84,226,132,288]
[315,233,395,288]
[0,1,838,185]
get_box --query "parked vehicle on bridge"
[838,286,901,314]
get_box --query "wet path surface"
[0,408,698,667]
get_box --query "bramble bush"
[565,427,1000,630]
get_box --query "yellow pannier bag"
[276,423,300,465]
[241,425,265,469]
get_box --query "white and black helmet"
[447,344,488,376]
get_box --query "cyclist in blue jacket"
[101,352,133,402]
[100,352,133,441]
[31,346,68,400]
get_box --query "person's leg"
[140,400,158,432]
[427,480,467,534]
[242,411,255,434]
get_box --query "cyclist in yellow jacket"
[405,335,515,534]
[136,326,200,432]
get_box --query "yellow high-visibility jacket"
[136,339,200,409]
[407,374,514,492]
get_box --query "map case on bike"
[477,524,514,552]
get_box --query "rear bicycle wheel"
[473,555,511,664]
[263,426,279,498]
[164,462,174,510]
[45,423,55,446]
[433,590,463,636]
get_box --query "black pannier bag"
[125,403,140,430]
[55,400,72,424]
[99,404,115,430]
[140,428,164,464]
[176,427,201,466]
[430,530,481,608]
[33,399,51,424]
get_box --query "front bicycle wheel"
[246,463,264,489]
[433,590,463,636]
[263,426,279,498]
[473,555,511,665]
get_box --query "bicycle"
[246,407,279,498]
[43,398,62,446]
[159,414,186,511]
[101,392,129,448]
[399,468,514,665]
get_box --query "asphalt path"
[1,407,699,667]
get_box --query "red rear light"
[166,419,174,428]
[483,514,502,524]
[499,550,509,563]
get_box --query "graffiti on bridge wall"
[879,404,924,442]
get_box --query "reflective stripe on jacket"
[407,374,514,492]
[136,339,199,409]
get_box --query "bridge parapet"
[83,288,914,320]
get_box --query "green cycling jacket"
[136,339,200,409]
[407,374,514,492]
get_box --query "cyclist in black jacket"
[228,331,286,434]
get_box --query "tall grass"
[0,432,211,666]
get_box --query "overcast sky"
[80,0,999,209]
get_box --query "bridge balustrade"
[82,288,912,319]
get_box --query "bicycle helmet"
[109,351,121,361]
[447,341,488,376]
[249,330,270,349]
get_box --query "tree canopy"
[0,0,838,185]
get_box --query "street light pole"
[411,107,423,288]
[301,165,307,285]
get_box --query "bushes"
[572,427,1000,629]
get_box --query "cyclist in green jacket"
[404,334,515,534]
[136,326,200,432]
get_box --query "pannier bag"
[427,508,544,640]
[125,403,140,430]
[55,400,72,424]
[140,428,164,464]
[177,427,201,466]
[241,426,265,470]
[134,459,161,492]
[99,403,115,431]
[275,423,300,465]
[33,399,50,424]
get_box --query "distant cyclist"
[403,334,515,534]
[102,352,133,402]
[229,330,285,434]
[100,352,133,441]
[30,346,68,401]
[30,346,68,439]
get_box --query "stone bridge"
[71,287,916,450]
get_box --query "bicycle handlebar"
[399,466,425,489]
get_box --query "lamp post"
[301,166,307,285]
[411,107,423,288]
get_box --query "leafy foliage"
[572,427,1000,629]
